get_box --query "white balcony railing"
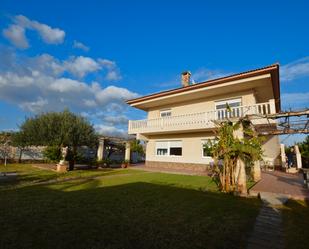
[128,101,276,135]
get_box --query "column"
[253,161,261,182]
[280,144,286,169]
[125,142,131,162]
[97,138,104,161]
[294,145,302,169]
[269,99,276,114]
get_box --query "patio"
[249,170,309,200]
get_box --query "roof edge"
[126,63,280,105]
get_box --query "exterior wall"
[145,132,215,165]
[261,135,281,166]
[144,132,281,170]
[147,90,256,119]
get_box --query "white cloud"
[49,78,89,93]
[14,15,65,44]
[2,24,28,49]
[2,15,65,48]
[191,68,231,83]
[106,70,122,81]
[101,115,129,126]
[64,56,101,78]
[99,59,122,81]
[94,124,128,138]
[73,40,89,51]
[0,48,138,118]
[95,85,139,105]
[281,57,309,81]
[19,97,48,113]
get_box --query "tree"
[130,139,145,156]
[42,145,62,162]
[19,110,98,170]
[0,132,12,167]
[298,135,309,158]
[104,139,125,160]
[210,118,264,194]
[11,131,30,163]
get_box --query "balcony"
[128,101,276,135]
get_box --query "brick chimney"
[181,71,191,87]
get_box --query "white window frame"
[201,139,216,158]
[155,140,182,157]
[215,98,242,110]
[215,98,242,119]
[160,109,172,118]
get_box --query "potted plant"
[121,160,130,168]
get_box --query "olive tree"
[19,110,98,170]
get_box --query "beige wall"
[262,135,281,165]
[146,132,215,165]
[147,90,256,119]
[145,132,281,166]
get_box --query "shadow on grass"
[0,180,260,249]
[0,168,120,189]
[282,199,309,249]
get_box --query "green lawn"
[282,199,309,249]
[0,164,261,249]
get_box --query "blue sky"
[0,0,308,144]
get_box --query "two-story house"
[127,64,281,172]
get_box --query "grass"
[0,164,139,189]
[0,164,261,249]
[282,199,309,249]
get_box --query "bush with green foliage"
[43,146,62,162]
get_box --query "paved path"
[247,204,284,249]
[247,170,309,249]
[250,170,309,200]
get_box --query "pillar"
[97,138,104,161]
[269,99,276,114]
[125,142,131,162]
[280,144,286,169]
[294,145,302,169]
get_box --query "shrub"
[43,146,62,162]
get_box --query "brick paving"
[250,170,309,200]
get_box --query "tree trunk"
[68,160,74,171]
[68,146,77,171]
[18,148,23,163]
[236,158,247,196]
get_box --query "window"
[160,109,172,118]
[215,98,242,119]
[156,140,182,156]
[201,139,216,158]
[169,140,182,156]
[156,141,168,155]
